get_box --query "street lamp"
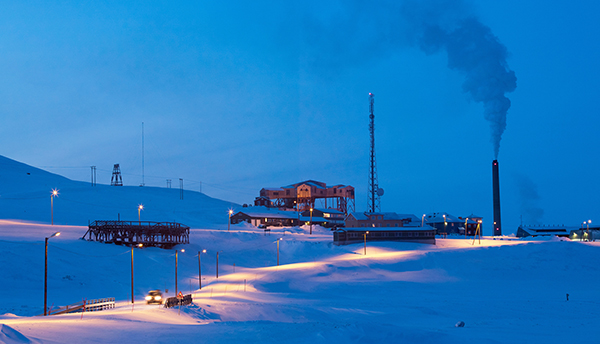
[421,214,426,227]
[228,210,233,231]
[443,214,447,238]
[310,208,313,235]
[131,243,142,304]
[138,204,144,226]
[464,218,469,239]
[175,249,185,296]
[44,231,60,315]
[50,189,59,225]
[216,251,220,278]
[276,238,282,266]
[198,249,206,289]
[364,231,369,255]
[587,220,592,241]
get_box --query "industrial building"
[570,228,600,241]
[231,206,346,228]
[300,208,345,228]
[424,212,481,236]
[516,225,573,238]
[231,207,300,227]
[333,225,436,245]
[516,224,599,239]
[254,180,355,214]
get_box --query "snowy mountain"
[0,155,238,228]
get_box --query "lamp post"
[198,249,206,289]
[277,238,282,266]
[131,243,143,304]
[363,231,369,255]
[50,189,59,225]
[228,210,233,231]
[216,251,220,278]
[421,214,425,227]
[310,208,313,235]
[175,249,185,296]
[464,218,469,239]
[443,214,447,238]
[44,231,61,315]
[587,220,591,241]
[138,205,143,226]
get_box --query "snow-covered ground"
[1,220,599,343]
[1,156,600,343]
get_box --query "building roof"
[314,208,344,215]
[234,207,299,219]
[349,212,419,222]
[337,225,435,232]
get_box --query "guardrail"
[42,297,115,316]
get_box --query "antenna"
[367,93,383,213]
[141,122,145,187]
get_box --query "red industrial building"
[254,180,355,215]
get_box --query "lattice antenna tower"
[111,164,123,186]
[367,93,383,213]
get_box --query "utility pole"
[179,179,184,200]
[90,166,96,186]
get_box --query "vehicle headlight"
[145,296,152,301]
[154,296,162,301]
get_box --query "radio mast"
[367,93,383,213]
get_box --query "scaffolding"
[82,221,190,249]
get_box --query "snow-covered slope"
[1,155,600,343]
[0,155,238,228]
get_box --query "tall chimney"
[492,160,502,236]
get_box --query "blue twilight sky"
[1,1,599,234]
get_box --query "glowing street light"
[228,209,233,231]
[175,249,185,296]
[464,218,469,239]
[138,204,144,226]
[44,231,60,315]
[443,214,447,238]
[421,214,426,227]
[310,208,313,235]
[50,189,59,225]
[364,231,369,255]
[586,220,592,241]
[198,249,206,289]
[131,243,143,304]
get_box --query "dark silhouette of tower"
[111,164,123,186]
[367,93,383,212]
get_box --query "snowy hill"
[0,155,238,228]
[1,155,600,343]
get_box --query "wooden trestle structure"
[83,221,190,249]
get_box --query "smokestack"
[492,160,502,236]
